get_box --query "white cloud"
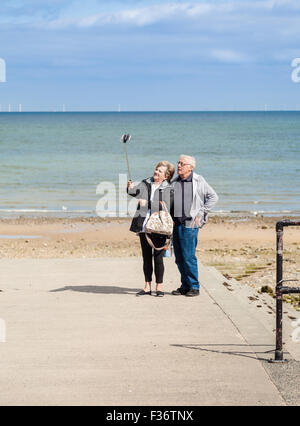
[211,49,250,63]
[2,0,300,30]
[36,0,300,32]
[48,3,214,28]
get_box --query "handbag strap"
[158,188,163,211]
[159,200,169,213]
[145,233,171,251]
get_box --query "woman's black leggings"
[139,233,166,284]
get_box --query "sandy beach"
[0,215,299,310]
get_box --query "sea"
[0,111,299,218]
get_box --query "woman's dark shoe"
[136,289,152,296]
[156,291,164,297]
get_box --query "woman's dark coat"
[127,177,174,233]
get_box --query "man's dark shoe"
[185,289,200,297]
[172,288,188,296]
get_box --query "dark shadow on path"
[50,285,141,295]
[171,343,277,361]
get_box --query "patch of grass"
[282,294,300,310]
[260,285,274,296]
[235,274,250,281]
[209,261,269,282]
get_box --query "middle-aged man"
[171,154,218,297]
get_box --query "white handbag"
[145,201,173,250]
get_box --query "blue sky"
[0,0,300,111]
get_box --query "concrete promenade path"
[0,258,299,406]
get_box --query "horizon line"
[0,109,300,113]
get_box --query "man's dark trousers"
[172,223,199,291]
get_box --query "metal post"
[270,219,300,363]
[275,222,284,361]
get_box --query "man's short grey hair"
[180,155,196,169]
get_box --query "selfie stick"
[122,134,132,181]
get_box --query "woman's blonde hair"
[156,161,175,182]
